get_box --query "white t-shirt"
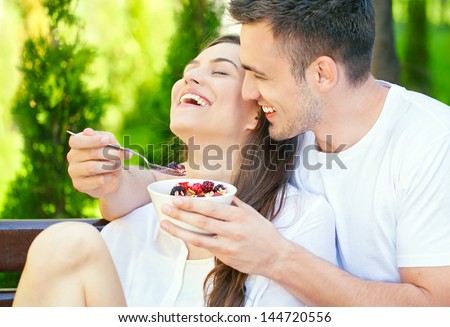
[294,82,450,282]
[101,184,336,306]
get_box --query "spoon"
[66,130,186,176]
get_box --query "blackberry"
[213,184,226,193]
[167,162,186,174]
[167,162,179,170]
[201,181,215,193]
[170,185,186,196]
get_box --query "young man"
[67,0,450,306]
[157,0,450,305]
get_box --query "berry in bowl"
[148,179,237,234]
[170,180,228,197]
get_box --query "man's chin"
[269,126,302,141]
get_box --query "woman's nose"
[183,68,204,85]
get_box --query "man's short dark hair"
[229,0,375,86]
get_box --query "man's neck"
[314,78,390,153]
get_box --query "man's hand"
[67,128,128,199]
[160,196,289,276]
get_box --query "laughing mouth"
[262,106,276,113]
[179,93,211,107]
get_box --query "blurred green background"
[0,0,449,218]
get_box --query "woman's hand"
[67,127,127,199]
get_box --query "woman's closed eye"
[212,70,229,76]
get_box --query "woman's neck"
[181,142,240,260]
[182,143,238,184]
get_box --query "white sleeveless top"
[173,258,214,306]
[101,185,337,306]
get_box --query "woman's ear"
[311,56,338,91]
[248,106,263,131]
[245,107,262,131]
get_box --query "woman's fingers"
[70,170,122,199]
[66,128,127,199]
[68,160,122,181]
[67,146,123,163]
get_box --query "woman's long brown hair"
[200,35,299,307]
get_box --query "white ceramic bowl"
[148,178,237,234]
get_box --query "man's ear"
[311,56,338,91]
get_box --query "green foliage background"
[0,0,224,289]
[0,0,224,218]
[1,0,107,219]
[121,0,224,165]
[0,0,449,219]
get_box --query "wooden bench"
[0,218,109,307]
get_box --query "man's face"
[240,21,322,141]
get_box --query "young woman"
[13,35,336,307]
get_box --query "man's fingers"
[160,220,220,250]
[161,203,225,235]
[169,197,240,222]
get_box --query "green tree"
[373,0,401,83]
[121,0,224,165]
[402,0,432,95]
[1,0,106,219]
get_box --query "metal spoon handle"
[66,130,185,176]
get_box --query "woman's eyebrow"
[184,58,239,71]
[210,58,239,69]
[185,59,198,68]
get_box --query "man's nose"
[241,72,260,101]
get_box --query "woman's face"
[170,42,260,147]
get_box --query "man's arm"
[159,196,450,306]
[270,240,450,306]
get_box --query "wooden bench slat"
[0,219,108,272]
[0,218,109,307]
[0,290,15,307]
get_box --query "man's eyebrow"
[241,63,268,77]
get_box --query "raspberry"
[178,182,190,190]
[170,186,186,196]
[201,181,215,193]
[190,183,203,195]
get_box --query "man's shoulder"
[282,183,333,217]
[386,84,450,134]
